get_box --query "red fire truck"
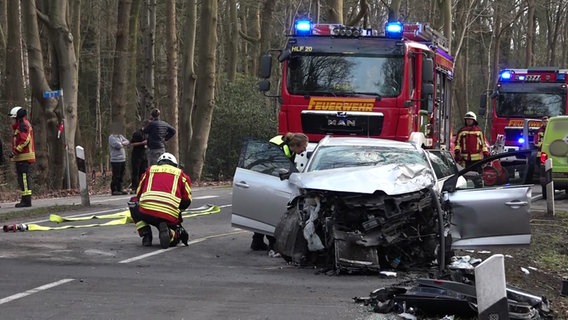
[259,20,454,150]
[481,68,568,151]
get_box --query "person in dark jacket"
[143,109,176,166]
[130,119,150,192]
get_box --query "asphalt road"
[0,186,401,320]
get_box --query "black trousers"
[15,161,32,196]
[110,161,126,192]
[131,154,147,190]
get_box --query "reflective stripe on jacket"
[137,164,192,223]
[454,125,488,161]
[269,135,293,160]
[12,118,36,163]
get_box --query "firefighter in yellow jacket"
[9,106,36,208]
[454,111,489,188]
[130,153,192,249]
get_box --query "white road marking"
[0,278,74,305]
[119,230,246,264]
[193,195,218,200]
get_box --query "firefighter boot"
[178,225,189,246]
[139,226,152,247]
[158,222,171,249]
[15,195,32,208]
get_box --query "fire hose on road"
[3,204,221,232]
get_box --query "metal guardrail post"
[545,158,555,216]
[76,146,90,206]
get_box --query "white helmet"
[9,106,22,118]
[464,111,477,122]
[157,152,178,166]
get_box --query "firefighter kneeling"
[129,153,192,249]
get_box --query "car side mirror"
[259,54,272,78]
[258,79,271,92]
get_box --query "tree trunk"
[387,0,401,22]
[141,0,156,112]
[48,1,80,189]
[188,0,218,181]
[226,0,237,81]
[128,0,143,121]
[110,0,132,136]
[165,0,178,158]
[22,0,63,189]
[438,0,452,53]
[180,0,197,167]
[326,0,343,23]
[259,0,276,61]
[5,0,26,106]
[525,0,535,66]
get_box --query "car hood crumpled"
[289,163,435,195]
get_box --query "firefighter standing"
[534,116,548,157]
[250,132,309,252]
[454,111,489,187]
[9,106,35,208]
[130,153,191,249]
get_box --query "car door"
[441,150,534,248]
[231,139,298,235]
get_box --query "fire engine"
[481,67,568,151]
[258,19,454,150]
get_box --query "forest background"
[0,0,565,192]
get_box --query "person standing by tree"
[130,119,149,193]
[143,109,176,166]
[9,106,36,208]
[108,130,130,195]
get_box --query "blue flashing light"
[295,20,312,35]
[558,73,566,81]
[518,75,526,81]
[500,70,513,80]
[385,22,403,38]
[518,137,525,144]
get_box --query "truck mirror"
[259,55,273,78]
[479,93,487,116]
[422,83,434,95]
[277,49,291,62]
[258,79,271,92]
[422,58,434,83]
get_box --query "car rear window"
[307,145,429,171]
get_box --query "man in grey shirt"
[143,109,176,166]
[109,133,130,195]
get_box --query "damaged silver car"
[231,136,533,272]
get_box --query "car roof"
[316,136,418,149]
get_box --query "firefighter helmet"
[157,153,178,166]
[464,111,477,122]
[9,106,22,118]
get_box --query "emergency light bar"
[500,70,513,80]
[294,19,312,35]
[385,21,403,38]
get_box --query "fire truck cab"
[259,19,454,156]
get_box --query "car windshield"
[306,145,429,172]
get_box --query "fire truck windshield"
[497,91,566,118]
[286,55,403,97]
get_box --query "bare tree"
[180,0,197,166]
[5,0,26,107]
[110,0,132,135]
[165,0,178,157]
[188,0,218,181]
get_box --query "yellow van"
[540,115,568,198]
